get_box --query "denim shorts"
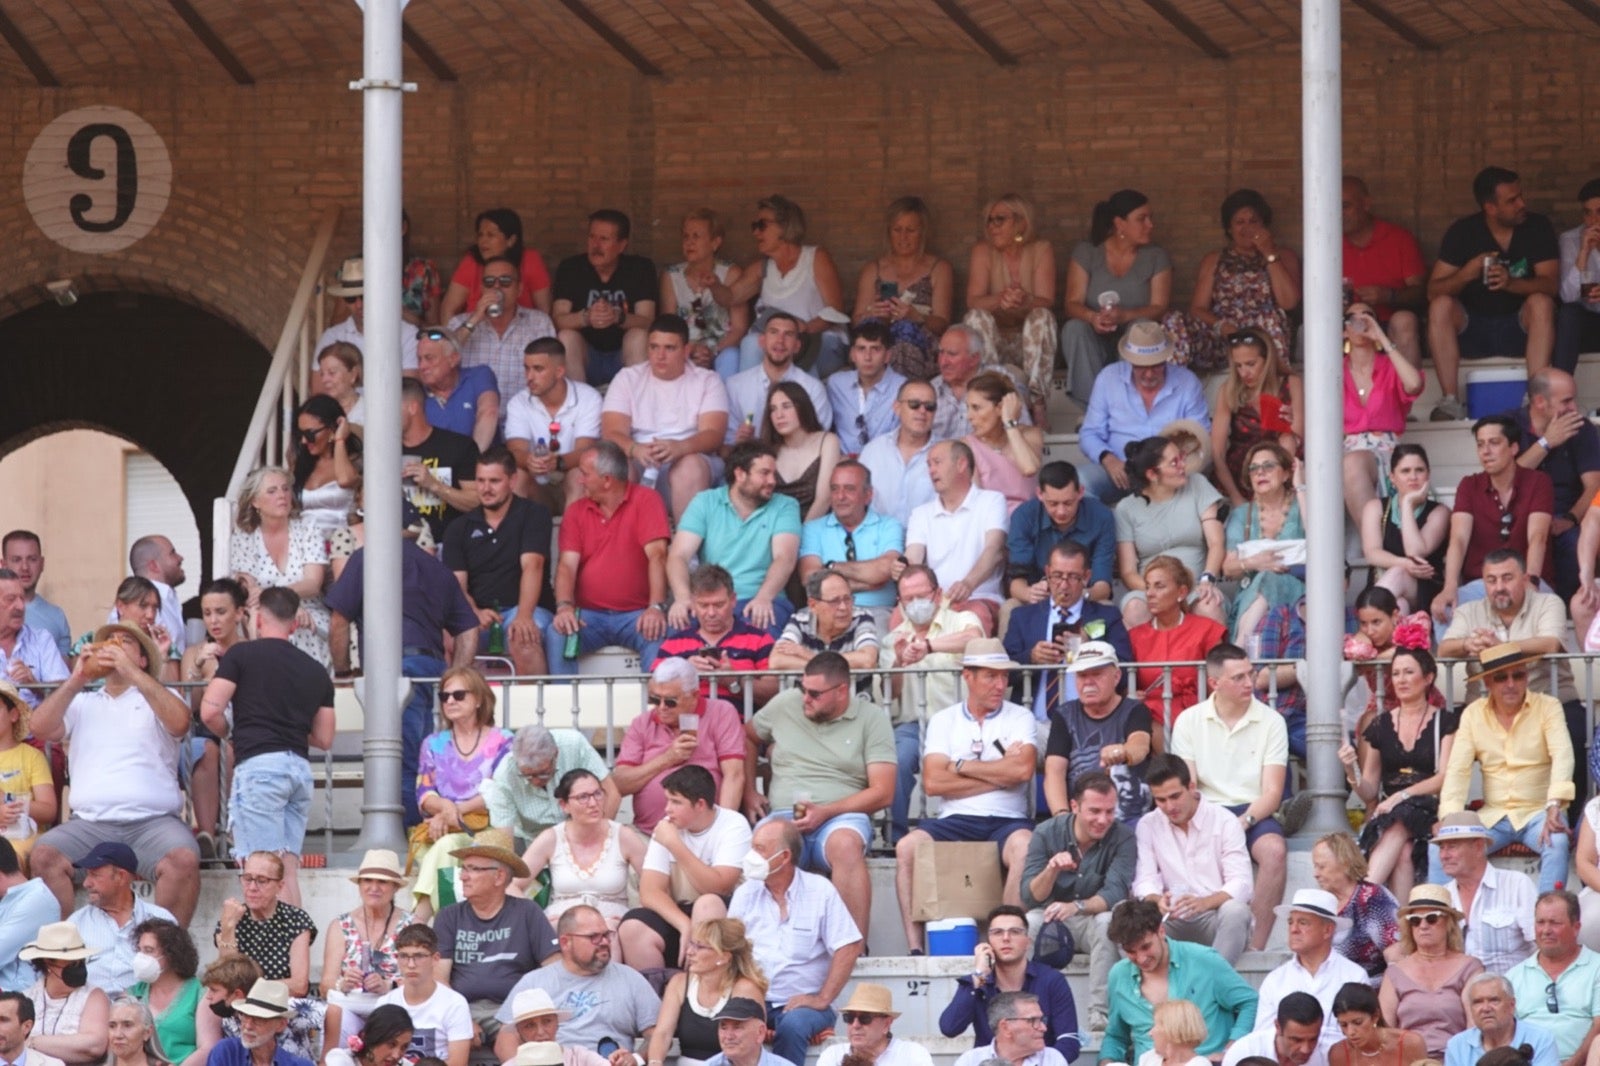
[230,750,313,858]
[761,810,871,874]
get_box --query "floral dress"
[861,268,939,381]
[1164,247,1292,373]
[1224,496,1306,625]
[336,907,416,988]
[1334,880,1400,983]
[230,519,331,668]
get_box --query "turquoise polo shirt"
[799,509,906,608]
[680,487,803,600]
[1507,946,1600,1058]
[1101,937,1258,1063]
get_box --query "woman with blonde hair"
[661,208,750,372]
[646,918,768,1066]
[853,196,954,380]
[1310,833,1399,984]
[230,466,330,669]
[965,193,1058,428]
[0,681,56,869]
[723,194,850,378]
[1137,999,1209,1066]
[1211,328,1303,505]
[1127,555,1226,729]
[1377,885,1480,1057]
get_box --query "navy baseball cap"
[73,842,138,874]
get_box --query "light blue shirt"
[679,488,803,601]
[1507,947,1600,1057]
[798,510,905,608]
[826,368,905,453]
[1078,361,1210,464]
[0,626,68,708]
[0,879,59,990]
[724,364,832,444]
[23,598,71,661]
[858,434,934,527]
[72,894,176,995]
[1444,1020,1559,1066]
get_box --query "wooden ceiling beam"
[553,0,662,76]
[401,21,457,82]
[1347,0,1439,50]
[743,0,839,71]
[168,0,254,85]
[928,0,1018,67]
[1137,0,1229,59]
[0,2,58,86]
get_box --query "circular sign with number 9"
[24,106,172,254]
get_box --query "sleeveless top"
[677,976,730,1061]
[757,246,832,325]
[1380,497,1447,610]
[775,435,827,518]
[28,982,92,1039]
[965,435,1034,517]
[1387,955,1481,1056]
[337,906,416,985]
[667,261,736,347]
[547,821,631,920]
[299,479,357,541]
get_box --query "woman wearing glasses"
[964,193,1057,428]
[1377,885,1481,1057]
[1210,329,1303,506]
[1342,303,1423,528]
[291,394,362,544]
[230,466,331,669]
[214,851,323,1051]
[515,768,645,933]
[1222,442,1306,643]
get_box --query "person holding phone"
[852,196,954,382]
[1210,329,1303,506]
[1342,303,1423,530]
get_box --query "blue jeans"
[230,751,312,857]
[541,608,663,676]
[401,652,447,827]
[892,720,921,843]
[735,595,793,638]
[1488,811,1570,893]
[1075,460,1131,506]
[767,1004,835,1066]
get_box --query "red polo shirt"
[561,484,671,612]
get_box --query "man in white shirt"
[725,312,833,444]
[504,338,602,512]
[1253,890,1368,1051]
[1435,811,1537,974]
[67,842,175,994]
[902,440,1008,635]
[951,992,1066,1066]
[816,984,933,1066]
[377,924,472,1066]
[859,380,937,527]
[1221,993,1329,1066]
[318,255,420,374]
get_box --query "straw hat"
[506,1044,563,1066]
[19,921,100,961]
[1397,883,1465,922]
[839,984,899,1018]
[450,826,530,879]
[232,979,292,1019]
[510,989,572,1023]
[327,256,365,298]
[1158,418,1213,476]
[90,623,164,679]
[1117,320,1174,366]
[961,638,1022,671]
[1271,888,1353,933]
[1465,642,1543,684]
[1429,810,1494,846]
[349,849,407,886]
[0,681,29,743]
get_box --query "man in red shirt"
[1343,176,1427,366]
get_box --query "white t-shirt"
[643,806,751,876]
[1222,1028,1329,1066]
[62,688,183,820]
[504,380,604,453]
[602,364,729,443]
[922,700,1037,818]
[378,983,473,1060]
[819,1039,933,1066]
[905,485,1009,603]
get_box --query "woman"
[401,211,440,325]
[1575,793,1600,950]
[1061,189,1173,406]
[1128,556,1227,729]
[761,381,840,523]
[178,577,249,851]
[230,466,331,669]
[214,852,321,1048]
[726,195,849,379]
[852,196,954,381]
[1343,648,1458,901]
[1378,885,1481,1058]
[439,207,552,321]
[964,193,1058,427]
[320,849,414,1043]
[104,997,170,1066]
[1343,304,1423,528]
[316,343,366,428]
[1211,329,1304,504]
[0,680,56,868]
[1361,445,1449,615]
[325,1005,413,1066]
[660,209,750,371]
[964,371,1044,516]
[1311,834,1399,985]
[292,394,361,542]
[1343,588,1440,744]
[517,769,646,931]
[20,921,111,1066]
[646,919,768,1066]
[73,578,178,683]
[1163,188,1301,373]
[127,918,203,1066]
[411,667,513,920]
[1135,999,1209,1066]
[1223,442,1307,642]
[1116,436,1227,629]
[1327,982,1425,1066]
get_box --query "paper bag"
[911,840,1004,922]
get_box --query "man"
[894,639,1037,952]
[482,727,619,846]
[1006,465,1117,604]
[1100,898,1259,1065]
[1513,369,1599,600]
[1253,890,1367,1050]
[818,983,932,1066]
[2,532,70,658]
[434,828,559,1047]
[702,998,786,1066]
[205,979,312,1066]
[1342,175,1427,366]
[376,924,472,1066]
[730,819,863,1066]
[879,565,983,844]
[826,323,905,454]
[201,587,335,904]
[1434,811,1537,974]
[499,988,607,1066]
[124,534,188,655]
[1439,644,1574,892]
[601,314,729,522]
[68,841,175,994]
[770,571,880,674]
[1219,994,1327,1066]
[0,992,64,1066]
[326,531,480,826]
[939,906,1078,1062]
[551,209,658,386]
[745,652,895,937]
[1506,890,1600,1066]
[726,311,833,442]
[443,449,555,676]
[493,905,660,1065]
[1131,753,1255,964]
[544,441,671,673]
[652,564,778,705]
[1169,643,1289,950]
[0,836,57,990]
[612,660,745,834]
[29,623,199,925]
[667,441,801,635]
[1443,973,1559,1066]
[1555,179,1600,373]
[798,461,904,621]
[951,992,1067,1066]
[450,254,558,419]
[903,440,1008,634]
[1077,321,1209,502]
[1040,640,1149,823]
[929,325,1028,442]
[1427,166,1561,421]
[417,326,500,452]
[0,569,67,708]
[859,379,937,526]
[616,764,749,972]
[1020,773,1136,1032]
[318,255,419,371]
[504,337,602,510]
[399,375,482,542]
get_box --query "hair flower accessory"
[1342,634,1375,661]
[1392,611,1432,651]
[347,1035,365,1054]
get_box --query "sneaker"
[1429,396,1468,421]
[195,831,216,862]
[1278,792,1315,837]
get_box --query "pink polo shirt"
[614,696,744,832]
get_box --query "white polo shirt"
[906,485,1008,604]
[923,699,1037,818]
[504,379,604,454]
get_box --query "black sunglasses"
[440,689,471,703]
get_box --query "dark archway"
[0,292,271,583]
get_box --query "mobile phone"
[877,280,899,301]
[597,1039,620,1059]
[1051,620,1079,643]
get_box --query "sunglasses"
[646,694,681,708]
[1225,332,1265,348]
[482,274,516,288]
[296,425,328,441]
[1546,981,1560,1014]
[1246,461,1281,475]
[342,295,363,305]
[800,681,846,700]
[1498,510,1514,541]
[440,689,471,703]
[1405,911,1446,927]
[418,327,449,342]
[901,399,937,412]
[1490,669,1528,684]
[840,1013,886,1026]
[986,214,1013,225]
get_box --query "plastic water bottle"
[533,438,551,485]
[641,466,660,489]
[1096,291,1120,313]
[563,609,581,660]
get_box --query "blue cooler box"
[1465,367,1527,418]
[926,917,979,956]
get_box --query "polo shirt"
[1447,862,1537,975]
[557,484,671,612]
[1507,946,1600,1056]
[1443,1020,1559,1066]
[858,433,935,527]
[1006,494,1117,590]
[798,510,905,608]
[826,368,906,454]
[728,868,861,1002]
[724,362,833,443]
[504,378,604,456]
[1168,696,1289,808]
[905,485,1009,603]
[750,689,896,810]
[654,620,774,695]
[440,495,555,613]
[1101,937,1258,1062]
[425,364,499,439]
[922,699,1037,818]
[1342,218,1426,321]
[614,697,744,832]
[678,487,802,601]
[450,307,557,417]
[1513,407,1600,519]
[776,608,880,660]
[324,541,480,659]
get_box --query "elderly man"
[0,569,66,709]
[819,985,931,1066]
[417,326,499,452]
[616,764,749,972]
[1042,640,1150,823]
[493,905,660,1065]
[1506,890,1600,1066]
[745,652,895,937]
[880,564,983,843]
[1342,176,1427,366]
[68,842,174,994]
[2,533,70,659]
[1434,811,1537,974]
[894,639,1037,952]
[730,819,863,1066]
[652,564,778,705]
[375,924,472,1066]
[702,999,786,1066]
[1443,973,1559,1066]
[1220,994,1327,1066]
[398,376,482,542]
[930,325,1028,442]
[552,209,658,386]
[1439,643,1574,892]
[939,906,1078,1061]
[450,254,558,418]
[952,992,1066,1066]
[505,337,602,509]
[826,324,906,455]
[1021,773,1135,1033]
[317,255,419,370]
[206,979,312,1066]
[798,461,904,623]
[435,828,559,1046]
[726,312,833,443]
[859,379,937,526]
[770,571,880,674]
[0,991,65,1066]
[484,726,618,845]
[903,440,1008,634]
[0,837,57,990]
[1253,890,1367,1050]
[612,659,745,834]
[1007,465,1117,604]
[544,441,671,674]
[498,988,607,1066]
[1513,370,1600,600]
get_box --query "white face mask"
[130,952,162,984]
[741,849,777,883]
[903,598,937,627]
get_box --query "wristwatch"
[1243,813,1258,828]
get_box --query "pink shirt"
[1131,795,1255,901]
[614,696,744,832]
[965,435,1035,517]
[1342,355,1414,435]
[602,363,729,443]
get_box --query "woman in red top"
[438,207,553,321]
[1128,555,1226,736]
